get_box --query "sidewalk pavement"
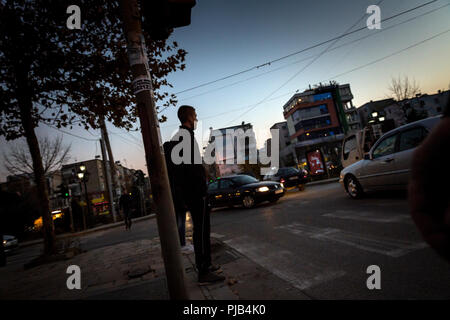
[19,213,157,249]
[0,235,311,300]
[306,177,339,187]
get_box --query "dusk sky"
[1,0,449,181]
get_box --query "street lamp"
[77,163,90,230]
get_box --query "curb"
[19,213,157,249]
[306,178,339,187]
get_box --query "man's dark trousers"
[185,197,211,275]
[174,202,187,247]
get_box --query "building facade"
[207,122,257,177]
[282,83,358,177]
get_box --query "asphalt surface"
[5,182,450,299]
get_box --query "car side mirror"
[364,153,372,160]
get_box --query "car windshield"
[278,167,298,176]
[230,175,259,186]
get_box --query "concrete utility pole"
[99,138,117,222]
[68,189,74,232]
[100,117,119,207]
[119,0,188,299]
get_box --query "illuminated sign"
[307,150,325,175]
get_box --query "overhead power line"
[109,131,145,151]
[161,26,450,131]
[176,2,448,103]
[171,2,446,105]
[174,0,438,96]
[43,123,99,141]
[224,0,386,126]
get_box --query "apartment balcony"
[294,133,345,148]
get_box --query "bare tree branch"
[2,135,71,177]
[388,75,421,101]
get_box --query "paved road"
[5,182,449,299]
[208,182,450,299]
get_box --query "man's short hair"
[177,105,195,124]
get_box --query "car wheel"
[242,195,255,208]
[345,175,364,199]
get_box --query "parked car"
[339,116,441,199]
[3,235,19,253]
[207,174,285,209]
[263,167,309,191]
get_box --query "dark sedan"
[263,167,309,191]
[3,235,19,254]
[207,174,285,209]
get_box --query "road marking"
[276,222,427,257]
[322,210,413,224]
[210,233,225,239]
[224,236,346,290]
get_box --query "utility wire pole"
[119,0,188,299]
[100,138,117,222]
[100,117,119,214]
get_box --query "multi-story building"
[61,159,112,216]
[357,98,401,139]
[2,171,64,212]
[207,122,257,176]
[269,121,297,167]
[282,82,358,176]
[400,89,450,118]
[358,98,405,128]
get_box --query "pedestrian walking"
[167,105,224,285]
[119,191,133,230]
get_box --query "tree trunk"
[16,67,56,255]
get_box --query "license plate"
[275,189,283,194]
[289,176,298,180]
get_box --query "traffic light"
[140,0,196,40]
[56,184,70,198]
[62,185,70,198]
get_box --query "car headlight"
[257,186,269,192]
[3,240,7,245]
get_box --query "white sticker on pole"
[132,76,152,95]
[128,47,146,67]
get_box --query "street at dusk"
[1,0,449,308]
[2,183,449,300]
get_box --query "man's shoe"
[198,272,225,285]
[208,264,222,273]
[180,244,194,253]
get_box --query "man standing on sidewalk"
[168,105,224,285]
[164,140,193,253]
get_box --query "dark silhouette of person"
[119,192,133,230]
[409,96,450,262]
[168,105,224,285]
[71,197,84,231]
[164,140,188,248]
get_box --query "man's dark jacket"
[164,126,207,207]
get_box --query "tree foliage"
[0,0,187,140]
[0,0,188,254]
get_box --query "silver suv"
[339,116,442,199]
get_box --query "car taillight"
[280,178,285,183]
